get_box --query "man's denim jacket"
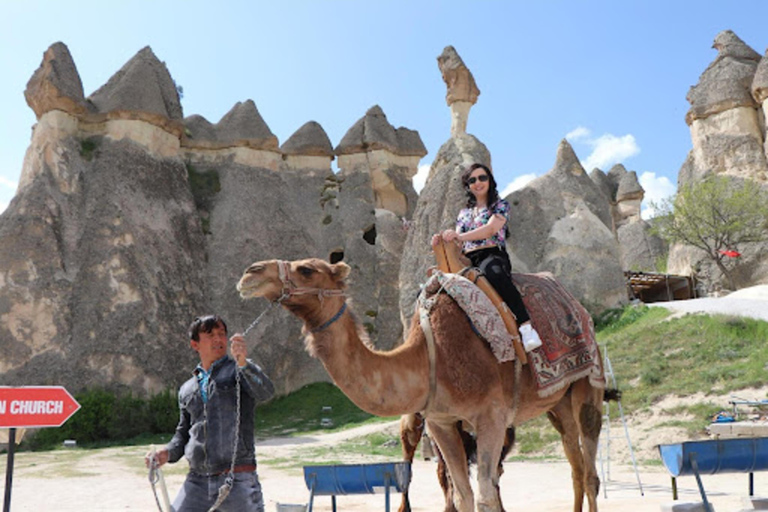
[166,357,275,475]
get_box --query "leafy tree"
[651,176,768,290]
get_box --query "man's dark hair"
[461,163,501,208]
[188,315,228,341]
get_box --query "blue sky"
[2,1,768,216]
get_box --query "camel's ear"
[330,262,351,283]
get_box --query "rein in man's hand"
[230,334,248,367]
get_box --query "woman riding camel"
[432,162,542,351]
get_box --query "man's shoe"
[519,323,542,351]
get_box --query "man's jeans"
[172,471,265,512]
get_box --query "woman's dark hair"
[461,163,501,208]
[188,315,228,341]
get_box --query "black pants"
[466,247,530,325]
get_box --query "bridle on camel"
[275,260,348,332]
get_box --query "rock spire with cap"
[281,121,334,157]
[88,46,183,120]
[437,46,480,137]
[24,42,89,119]
[686,30,761,124]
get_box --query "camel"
[237,258,608,512]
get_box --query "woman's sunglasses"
[468,174,490,185]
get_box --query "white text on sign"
[0,400,65,415]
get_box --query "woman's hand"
[430,233,442,247]
[442,229,459,242]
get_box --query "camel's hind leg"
[427,419,475,512]
[398,413,425,512]
[547,379,603,512]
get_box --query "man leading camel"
[144,315,275,512]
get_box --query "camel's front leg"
[427,419,474,512]
[473,417,507,512]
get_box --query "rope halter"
[275,260,348,332]
[276,260,347,302]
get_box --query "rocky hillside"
[5,36,762,398]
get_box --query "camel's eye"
[297,266,315,277]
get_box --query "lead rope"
[207,302,280,512]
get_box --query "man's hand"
[145,446,169,469]
[230,333,248,367]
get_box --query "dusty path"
[1,422,760,512]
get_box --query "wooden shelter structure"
[624,271,697,303]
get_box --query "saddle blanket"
[420,271,515,362]
[513,272,605,397]
[420,270,605,397]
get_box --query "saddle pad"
[513,272,605,397]
[420,271,515,363]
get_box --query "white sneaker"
[519,323,542,352]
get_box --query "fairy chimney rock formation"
[280,121,334,171]
[183,101,281,170]
[752,50,768,161]
[24,42,89,119]
[437,46,480,137]
[671,31,768,286]
[506,139,626,311]
[682,30,767,184]
[335,105,425,218]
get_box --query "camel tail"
[604,388,622,402]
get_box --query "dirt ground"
[2,420,764,512]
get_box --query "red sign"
[0,386,80,428]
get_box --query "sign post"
[1,386,80,512]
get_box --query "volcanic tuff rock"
[437,46,480,137]
[24,42,89,119]
[589,164,666,271]
[671,30,768,288]
[88,46,183,121]
[1,42,427,396]
[681,30,768,185]
[399,134,493,323]
[281,121,335,157]
[505,140,626,311]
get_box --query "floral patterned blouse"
[455,199,510,253]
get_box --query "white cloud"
[565,126,640,172]
[499,173,537,197]
[0,176,17,190]
[565,126,591,141]
[582,134,640,171]
[639,171,676,219]
[412,164,430,193]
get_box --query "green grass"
[255,382,396,439]
[599,305,768,408]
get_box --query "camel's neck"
[301,304,429,417]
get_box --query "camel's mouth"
[237,277,272,299]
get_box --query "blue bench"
[302,462,411,512]
[658,437,768,512]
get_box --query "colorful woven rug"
[420,271,515,363]
[513,272,605,397]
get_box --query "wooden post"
[3,428,15,512]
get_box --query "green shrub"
[24,388,178,451]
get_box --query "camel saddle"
[432,238,527,364]
[432,238,605,397]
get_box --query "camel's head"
[237,258,351,304]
